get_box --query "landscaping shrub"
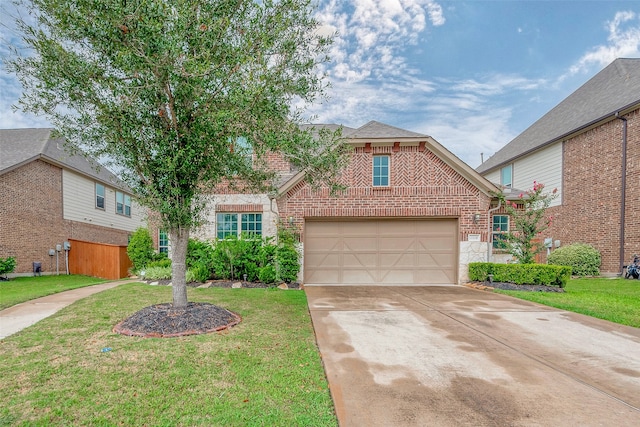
[258,265,277,284]
[212,236,262,281]
[141,266,172,280]
[127,227,154,272]
[276,244,300,283]
[547,243,601,276]
[187,264,209,283]
[186,238,215,270]
[0,256,16,278]
[146,258,172,269]
[468,262,571,287]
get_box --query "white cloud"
[564,10,640,78]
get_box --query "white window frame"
[500,164,513,188]
[492,214,509,250]
[158,230,169,254]
[95,183,105,210]
[116,191,132,217]
[373,155,390,187]
[216,213,262,239]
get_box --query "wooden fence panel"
[68,239,132,280]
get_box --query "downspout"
[616,112,628,275]
[487,198,502,262]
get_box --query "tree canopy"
[7,0,348,307]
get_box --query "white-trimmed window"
[500,164,513,188]
[96,183,105,209]
[116,191,131,217]
[216,213,262,239]
[492,215,509,250]
[158,230,169,254]
[373,155,390,187]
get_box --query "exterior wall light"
[472,213,481,224]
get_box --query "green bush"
[468,262,571,288]
[186,239,215,270]
[276,245,300,283]
[258,265,277,284]
[0,256,16,277]
[547,243,601,276]
[142,266,172,280]
[127,227,154,272]
[146,258,172,269]
[212,236,262,281]
[187,264,210,283]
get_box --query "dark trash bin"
[33,262,42,276]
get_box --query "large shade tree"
[7,0,348,307]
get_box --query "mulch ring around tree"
[114,302,242,338]
[466,281,566,293]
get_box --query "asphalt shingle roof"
[0,128,121,186]
[477,58,640,174]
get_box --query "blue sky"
[2,1,640,168]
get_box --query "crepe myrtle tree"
[495,181,558,264]
[7,0,349,307]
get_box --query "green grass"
[0,275,108,310]
[0,283,337,426]
[496,277,640,327]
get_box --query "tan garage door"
[304,219,457,285]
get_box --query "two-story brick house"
[194,121,499,285]
[0,129,145,278]
[477,58,640,275]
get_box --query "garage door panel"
[343,253,378,267]
[305,219,457,285]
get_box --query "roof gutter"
[616,112,628,275]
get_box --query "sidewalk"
[0,280,131,339]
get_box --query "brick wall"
[277,144,493,241]
[0,160,130,274]
[546,108,640,274]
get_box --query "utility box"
[33,262,42,276]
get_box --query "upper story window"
[116,191,131,217]
[95,183,105,209]
[373,155,390,187]
[492,215,509,250]
[158,230,169,254]
[500,164,513,188]
[216,213,262,239]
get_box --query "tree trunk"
[169,227,189,308]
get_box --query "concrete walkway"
[306,285,640,426]
[0,280,131,339]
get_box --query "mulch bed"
[466,281,565,293]
[113,302,242,338]
[113,279,300,338]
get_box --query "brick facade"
[277,144,493,242]
[546,108,640,274]
[0,160,130,275]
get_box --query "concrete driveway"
[306,285,640,426]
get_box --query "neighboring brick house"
[477,58,640,275]
[195,121,499,285]
[0,129,144,277]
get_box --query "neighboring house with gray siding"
[477,58,640,275]
[0,129,144,276]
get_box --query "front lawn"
[496,277,640,328]
[0,283,336,426]
[0,275,107,310]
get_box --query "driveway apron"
[306,285,640,426]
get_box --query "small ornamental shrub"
[468,262,571,288]
[547,243,601,276]
[277,244,300,283]
[186,239,215,271]
[258,265,277,284]
[127,227,154,272]
[0,256,17,278]
[187,264,210,283]
[146,258,172,269]
[142,266,172,280]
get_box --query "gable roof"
[0,128,123,187]
[477,58,640,174]
[278,121,498,197]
